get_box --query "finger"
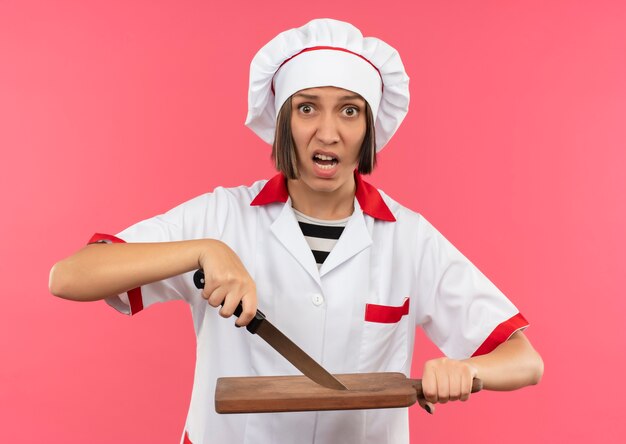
[449,372,462,402]
[417,395,435,415]
[207,286,228,308]
[421,367,438,404]
[235,291,257,327]
[219,290,241,318]
[201,274,221,301]
[437,371,450,404]
[460,373,472,402]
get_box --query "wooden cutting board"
[216,372,424,414]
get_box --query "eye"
[342,106,360,117]
[298,104,314,114]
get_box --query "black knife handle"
[193,269,265,334]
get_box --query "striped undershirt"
[293,208,349,269]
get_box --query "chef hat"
[245,18,410,152]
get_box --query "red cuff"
[471,312,529,357]
[365,298,410,323]
[183,431,193,444]
[87,233,144,315]
[88,233,126,244]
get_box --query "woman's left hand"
[418,357,478,414]
[417,331,544,414]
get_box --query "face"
[290,86,367,194]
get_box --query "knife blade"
[193,269,347,391]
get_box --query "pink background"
[1,0,625,442]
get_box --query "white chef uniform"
[90,172,528,444]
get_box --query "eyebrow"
[293,93,365,102]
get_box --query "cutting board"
[215,372,482,413]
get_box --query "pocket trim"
[364,297,409,323]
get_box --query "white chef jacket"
[92,172,528,444]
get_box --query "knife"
[193,269,347,391]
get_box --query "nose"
[315,113,340,145]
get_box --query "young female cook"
[50,18,543,444]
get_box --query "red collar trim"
[354,172,396,222]
[250,172,396,222]
[249,173,290,206]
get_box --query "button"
[311,293,324,306]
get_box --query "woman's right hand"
[50,238,257,326]
[198,240,257,326]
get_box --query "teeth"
[316,163,335,170]
[314,154,336,161]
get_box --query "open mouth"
[313,153,339,170]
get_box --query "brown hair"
[272,96,377,179]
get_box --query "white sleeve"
[89,188,231,316]
[413,216,529,359]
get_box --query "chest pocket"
[357,297,410,373]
